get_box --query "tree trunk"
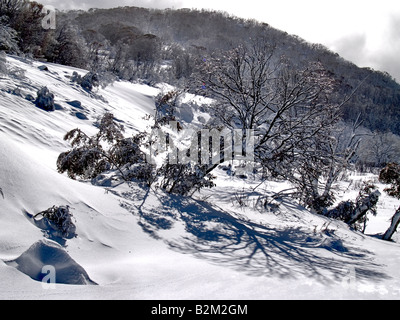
[347,190,381,225]
[382,207,400,241]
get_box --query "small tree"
[379,163,400,241]
[58,113,125,180]
[58,113,154,184]
[52,24,88,68]
[0,21,19,53]
[157,163,216,196]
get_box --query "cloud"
[376,15,400,81]
[328,13,400,82]
[330,34,368,66]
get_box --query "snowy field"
[1,55,400,300]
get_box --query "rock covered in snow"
[5,239,96,285]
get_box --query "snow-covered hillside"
[1,55,400,300]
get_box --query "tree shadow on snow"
[121,187,390,284]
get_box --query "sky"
[41,0,400,81]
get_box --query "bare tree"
[359,132,400,168]
[197,39,348,211]
[292,118,364,213]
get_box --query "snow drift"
[5,239,96,285]
[1,54,400,300]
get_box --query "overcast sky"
[42,0,400,82]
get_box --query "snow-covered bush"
[155,91,180,126]
[109,133,146,167]
[57,113,151,182]
[379,163,400,241]
[57,142,110,180]
[35,86,55,111]
[33,206,76,239]
[326,182,380,232]
[57,115,120,180]
[0,187,4,199]
[157,163,216,196]
[58,112,216,195]
[379,163,400,199]
[81,72,99,91]
[71,71,99,92]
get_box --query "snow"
[1,55,400,300]
[5,239,96,285]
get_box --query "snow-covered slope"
[1,55,400,300]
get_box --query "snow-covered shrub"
[157,163,216,196]
[58,112,215,195]
[81,72,99,91]
[71,71,82,83]
[155,91,180,126]
[326,182,380,232]
[123,162,155,186]
[57,143,110,180]
[379,163,400,199]
[57,113,152,182]
[33,206,76,239]
[35,86,55,111]
[379,163,400,240]
[57,124,113,180]
[110,136,145,167]
[71,71,99,92]
[0,187,4,199]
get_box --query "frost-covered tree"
[0,0,47,55]
[51,24,88,68]
[379,163,400,241]
[326,182,380,232]
[293,118,363,213]
[0,50,7,74]
[358,132,400,169]
[0,20,19,53]
[57,113,127,180]
[197,39,347,211]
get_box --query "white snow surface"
[1,55,400,300]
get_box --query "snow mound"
[5,240,96,286]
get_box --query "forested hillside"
[71,7,400,135]
[2,3,400,137]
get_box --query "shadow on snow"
[120,186,389,285]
